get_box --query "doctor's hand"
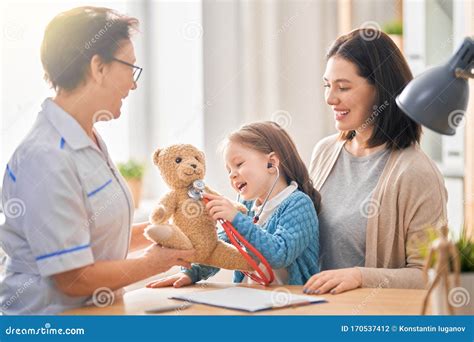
[303,268,362,295]
[142,245,194,274]
[203,193,238,222]
[146,273,193,288]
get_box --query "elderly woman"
[304,29,448,295]
[0,7,193,314]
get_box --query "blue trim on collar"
[41,98,93,151]
[6,164,16,182]
[60,137,66,149]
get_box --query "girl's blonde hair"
[227,121,321,213]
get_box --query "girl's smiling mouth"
[235,182,248,192]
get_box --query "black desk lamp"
[396,37,473,135]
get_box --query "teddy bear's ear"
[152,149,162,166]
[195,150,205,164]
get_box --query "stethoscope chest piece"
[187,179,206,200]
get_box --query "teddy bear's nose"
[190,164,197,169]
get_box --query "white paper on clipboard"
[169,287,326,312]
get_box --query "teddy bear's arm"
[150,192,177,224]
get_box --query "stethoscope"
[241,163,280,224]
[187,164,280,286]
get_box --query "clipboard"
[169,287,326,312]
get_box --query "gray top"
[318,145,391,271]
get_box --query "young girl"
[147,121,320,288]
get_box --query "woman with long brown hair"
[304,28,447,295]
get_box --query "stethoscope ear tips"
[267,163,273,169]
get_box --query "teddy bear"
[144,144,253,271]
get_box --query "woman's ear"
[90,54,106,85]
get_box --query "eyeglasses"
[111,57,143,83]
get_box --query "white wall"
[403,0,465,238]
[202,0,339,199]
[129,0,204,199]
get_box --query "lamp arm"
[455,62,474,79]
[452,37,474,79]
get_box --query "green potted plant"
[382,20,403,52]
[118,160,145,209]
[455,229,474,314]
[419,226,473,315]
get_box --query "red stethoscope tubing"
[202,197,274,286]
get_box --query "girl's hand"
[146,273,193,288]
[303,268,362,295]
[203,193,239,222]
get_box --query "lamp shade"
[396,37,472,135]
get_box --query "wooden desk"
[63,283,427,315]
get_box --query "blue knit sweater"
[182,190,320,285]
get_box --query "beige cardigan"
[309,134,448,289]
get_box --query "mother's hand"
[303,268,362,295]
